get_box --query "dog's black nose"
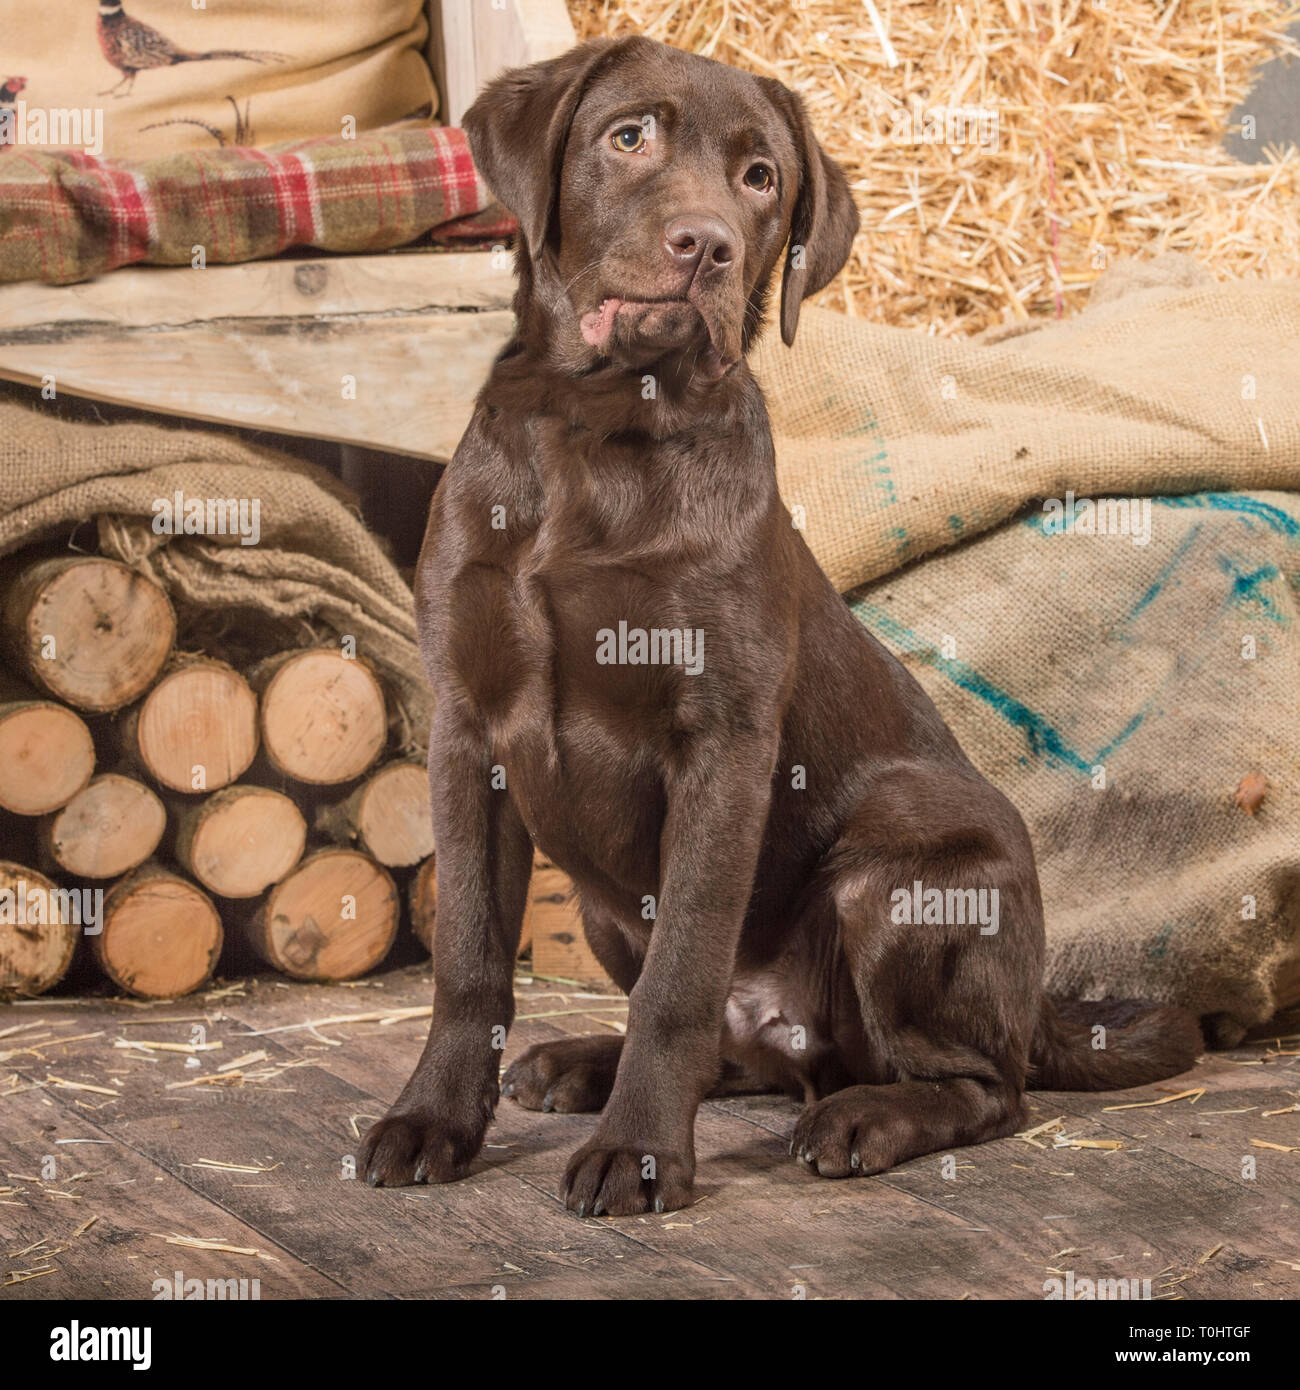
[664,215,736,274]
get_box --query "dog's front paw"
[562,1138,694,1217]
[358,1109,485,1188]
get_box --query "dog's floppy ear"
[761,80,860,346]
[463,38,633,260]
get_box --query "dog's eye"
[743,163,774,192]
[611,125,647,154]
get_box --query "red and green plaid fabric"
[0,125,515,285]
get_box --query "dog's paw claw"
[358,1110,482,1188]
[790,1092,893,1179]
[502,1036,622,1114]
[563,1140,693,1218]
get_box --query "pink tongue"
[580,297,624,347]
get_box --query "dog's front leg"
[360,707,532,1186]
[563,736,775,1217]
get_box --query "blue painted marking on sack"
[849,598,1161,775]
[1147,923,1175,960]
[1126,525,1202,621]
[850,599,1096,773]
[1021,491,1300,540]
[1219,556,1286,623]
[851,491,1297,770]
[848,411,895,507]
[1153,493,1300,538]
[1094,708,1148,764]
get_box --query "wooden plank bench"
[0,0,575,464]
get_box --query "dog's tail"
[1028,996,1203,1091]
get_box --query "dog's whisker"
[560,260,602,302]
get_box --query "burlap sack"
[753,257,1300,1032]
[0,400,432,750]
[4,2,436,159]
[754,262,1300,595]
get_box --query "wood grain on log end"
[246,847,397,981]
[1,556,175,712]
[0,861,80,996]
[93,864,223,1000]
[253,649,387,786]
[0,693,95,816]
[315,759,432,867]
[121,658,259,793]
[38,773,165,880]
[175,785,306,899]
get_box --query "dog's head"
[465,37,858,381]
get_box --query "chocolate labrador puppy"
[360,36,1201,1216]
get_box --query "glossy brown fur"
[359,37,1202,1216]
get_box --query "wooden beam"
[430,0,576,126]
[0,252,516,462]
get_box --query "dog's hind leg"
[503,902,642,1113]
[791,767,1042,1179]
[503,1034,624,1112]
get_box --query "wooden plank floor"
[2,966,1298,1300]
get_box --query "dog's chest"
[496,536,716,878]
[432,410,777,893]
[438,526,714,893]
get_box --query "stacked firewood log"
[0,550,602,999]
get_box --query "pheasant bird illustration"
[1,76,25,152]
[96,0,285,97]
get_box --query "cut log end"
[247,848,397,981]
[527,856,607,986]
[316,760,433,867]
[0,699,95,816]
[409,853,437,953]
[409,853,534,962]
[175,785,306,898]
[94,865,223,1000]
[2,557,175,712]
[123,658,259,793]
[0,862,80,996]
[39,773,165,880]
[256,649,387,785]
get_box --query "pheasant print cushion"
[2,0,438,159]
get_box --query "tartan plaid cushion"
[0,124,515,284]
